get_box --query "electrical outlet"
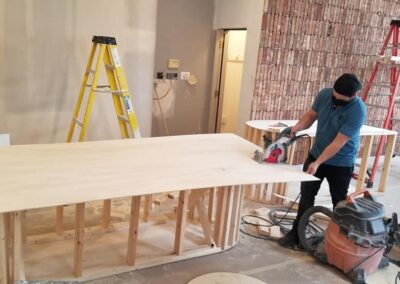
[156,72,164,79]
[166,72,178,80]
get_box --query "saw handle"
[346,189,373,204]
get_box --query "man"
[279,73,367,247]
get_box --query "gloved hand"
[280,127,295,138]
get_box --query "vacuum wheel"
[298,206,333,254]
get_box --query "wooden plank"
[143,195,153,222]
[222,187,233,249]
[254,129,264,147]
[228,186,240,246]
[379,134,397,192]
[127,196,141,265]
[208,188,215,222]
[213,188,223,244]
[244,125,250,140]
[13,212,25,281]
[246,126,255,142]
[102,199,111,230]
[56,206,63,236]
[0,134,317,214]
[188,190,195,220]
[234,186,244,243]
[5,213,13,283]
[74,203,85,277]
[214,187,228,247]
[21,211,27,244]
[194,199,215,247]
[0,214,8,284]
[356,135,373,192]
[173,190,189,255]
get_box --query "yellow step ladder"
[57,36,141,236]
[67,35,141,142]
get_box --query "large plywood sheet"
[0,134,317,213]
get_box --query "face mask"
[332,95,351,107]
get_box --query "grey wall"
[0,0,157,144]
[152,0,215,136]
[214,0,264,137]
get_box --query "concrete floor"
[85,157,400,284]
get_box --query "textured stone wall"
[253,0,400,161]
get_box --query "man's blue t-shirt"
[310,88,367,167]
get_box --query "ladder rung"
[105,64,115,70]
[73,117,83,127]
[86,84,110,88]
[117,115,129,123]
[365,103,388,109]
[111,90,128,96]
[378,55,400,64]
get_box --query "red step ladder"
[361,19,400,188]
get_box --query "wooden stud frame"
[0,133,317,282]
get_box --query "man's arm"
[306,132,350,175]
[291,109,317,133]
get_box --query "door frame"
[208,30,224,133]
[208,28,247,133]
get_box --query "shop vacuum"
[298,190,399,284]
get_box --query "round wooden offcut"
[188,272,267,284]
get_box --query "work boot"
[278,229,299,248]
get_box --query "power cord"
[240,193,302,251]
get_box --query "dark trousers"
[293,153,354,231]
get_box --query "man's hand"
[281,127,295,138]
[306,161,320,175]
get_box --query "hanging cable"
[153,79,172,136]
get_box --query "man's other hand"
[306,161,319,175]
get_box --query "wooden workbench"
[0,134,316,283]
[244,120,397,204]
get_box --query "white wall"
[0,0,157,144]
[214,0,264,136]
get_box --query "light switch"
[180,72,190,80]
[168,59,180,69]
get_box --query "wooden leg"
[102,199,111,230]
[173,190,189,255]
[73,203,85,277]
[143,195,153,222]
[127,196,141,266]
[0,213,8,284]
[379,134,397,192]
[56,206,64,236]
[356,135,373,192]
[13,212,25,281]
